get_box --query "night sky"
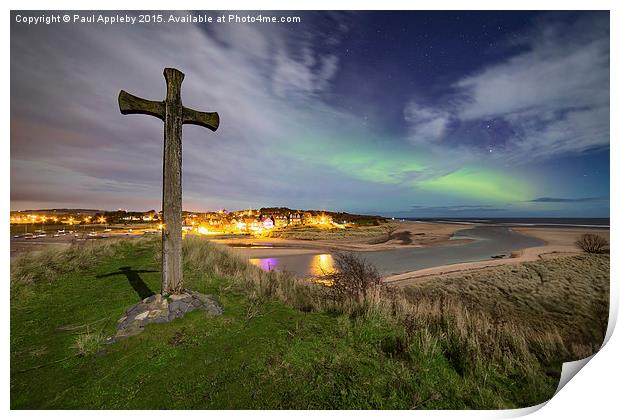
[10,11,609,217]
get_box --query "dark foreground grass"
[10,237,605,409]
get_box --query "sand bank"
[216,221,471,257]
[385,227,609,286]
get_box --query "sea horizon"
[405,217,610,228]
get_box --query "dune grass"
[10,236,608,409]
[402,255,609,360]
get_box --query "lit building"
[273,215,289,228]
[246,218,261,232]
[262,216,275,229]
[289,212,303,225]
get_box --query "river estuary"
[244,226,545,277]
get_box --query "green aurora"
[417,167,532,203]
[293,133,532,204]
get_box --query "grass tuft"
[73,329,105,357]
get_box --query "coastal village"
[182,208,345,235]
[10,207,385,237]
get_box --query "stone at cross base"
[118,68,219,295]
[109,290,223,343]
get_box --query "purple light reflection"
[249,257,280,271]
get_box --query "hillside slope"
[10,237,608,409]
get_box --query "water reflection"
[228,244,274,249]
[309,254,335,277]
[249,257,279,271]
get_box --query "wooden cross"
[118,68,219,295]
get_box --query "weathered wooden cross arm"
[118,91,165,120]
[118,92,219,131]
[182,107,220,131]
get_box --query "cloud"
[403,101,451,144]
[456,31,608,120]
[529,196,609,203]
[10,11,347,211]
[271,51,339,99]
[403,13,609,162]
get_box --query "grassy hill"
[10,237,608,409]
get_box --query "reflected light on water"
[248,253,336,277]
[249,257,278,271]
[310,254,335,277]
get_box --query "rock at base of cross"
[108,290,223,343]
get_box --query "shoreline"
[384,227,610,286]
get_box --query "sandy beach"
[385,226,609,286]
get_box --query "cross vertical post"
[118,68,220,295]
[162,68,184,294]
